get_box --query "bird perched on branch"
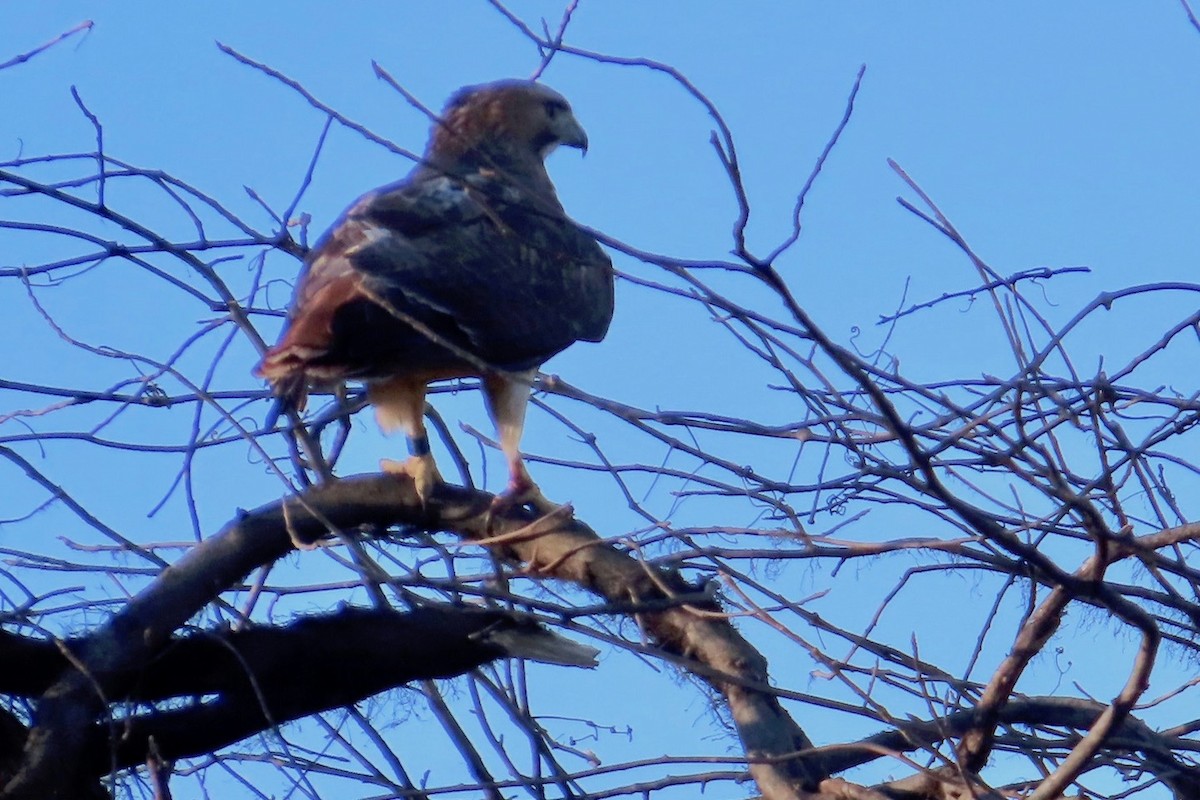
[256,80,614,511]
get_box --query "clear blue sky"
[3,3,1199,797]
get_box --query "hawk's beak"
[556,113,589,155]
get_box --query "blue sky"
[4,2,1200,798]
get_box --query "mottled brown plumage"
[256,80,613,508]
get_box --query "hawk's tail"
[255,350,311,431]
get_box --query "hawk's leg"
[483,370,559,515]
[369,376,443,503]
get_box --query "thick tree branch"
[3,475,819,799]
[105,606,591,772]
[1,606,590,701]
[2,603,594,794]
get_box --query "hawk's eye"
[544,99,567,118]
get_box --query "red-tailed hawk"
[256,80,613,510]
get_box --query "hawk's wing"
[259,170,614,388]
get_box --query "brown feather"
[254,254,367,408]
[430,83,547,164]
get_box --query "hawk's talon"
[490,471,564,517]
[381,455,443,505]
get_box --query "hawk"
[255,80,614,510]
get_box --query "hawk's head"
[430,80,589,168]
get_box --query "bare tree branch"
[0,20,93,72]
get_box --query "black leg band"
[407,434,431,456]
